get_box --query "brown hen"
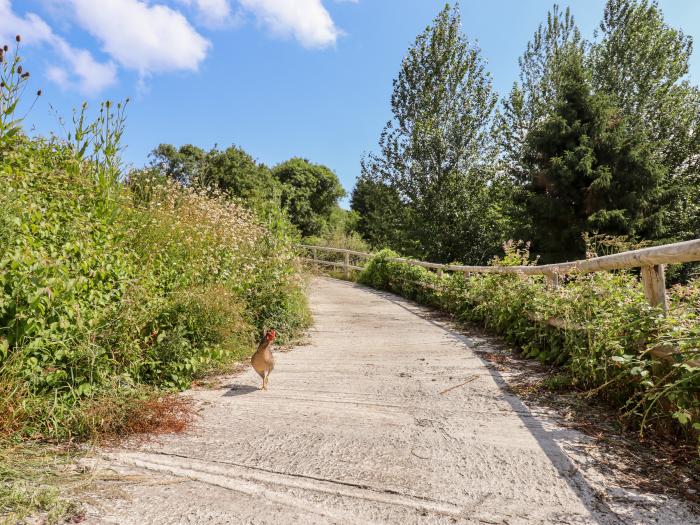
[251,329,276,390]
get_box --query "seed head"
[17,65,22,74]
[3,45,7,51]
[15,35,20,42]
[37,89,42,96]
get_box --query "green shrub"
[0,138,310,442]
[0,62,311,441]
[357,248,399,289]
[306,231,368,252]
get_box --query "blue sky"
[3,1,700,206]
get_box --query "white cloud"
[0,2,53,43]
[69,0,210,76]
[0,0,117,94]
[238,0,341,48]
[1,0,347,96]
[194,0,233,26]
[178,0,236,28]
[46,66,69,87]
[53,39,119,93]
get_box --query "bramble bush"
[359,243,700,451]
[0,42,310,444]
[0,142,310,441]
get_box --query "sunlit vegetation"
[353,1,700,275]
[1,38,310,522]
[345,0,700,458]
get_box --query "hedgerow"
[0,43,310,445]
[359,244,700,451]
[0,138,310,442]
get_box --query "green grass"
[0,443,86,525]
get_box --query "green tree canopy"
[272,158,345,237]
[520,50,665,261]
[496,5,583,180]
[204,146,278,202]
[360,3,504,263]
[350,175,411,251]
[149,143,278,202]
[591,0,700,240]
[150,143,207,186]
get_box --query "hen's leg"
[263,371,269,390]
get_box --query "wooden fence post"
[344,252,350,279]
[546,272,559,289]
[641,264,668,313]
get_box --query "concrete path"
[86,278,698,524]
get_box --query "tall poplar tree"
[591,0,700,241]
[361,3,503,263]
[496,6,583,180]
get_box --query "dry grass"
[0,379,28,440]
[0,443,85,525]
[0,391,196,524]
[82,393,196,445]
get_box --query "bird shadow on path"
[222,384,259,397]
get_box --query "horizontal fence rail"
[300,239,700,312]
[299,245,371,279]
[300,239,700,366]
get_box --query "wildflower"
[15,35,20,42]
[17,66,22,74]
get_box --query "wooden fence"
[300,238,700,312]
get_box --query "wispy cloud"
[50,41,119,94]
[0,0,117,94]
[178,0,239,28]
[238,0,342,49]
